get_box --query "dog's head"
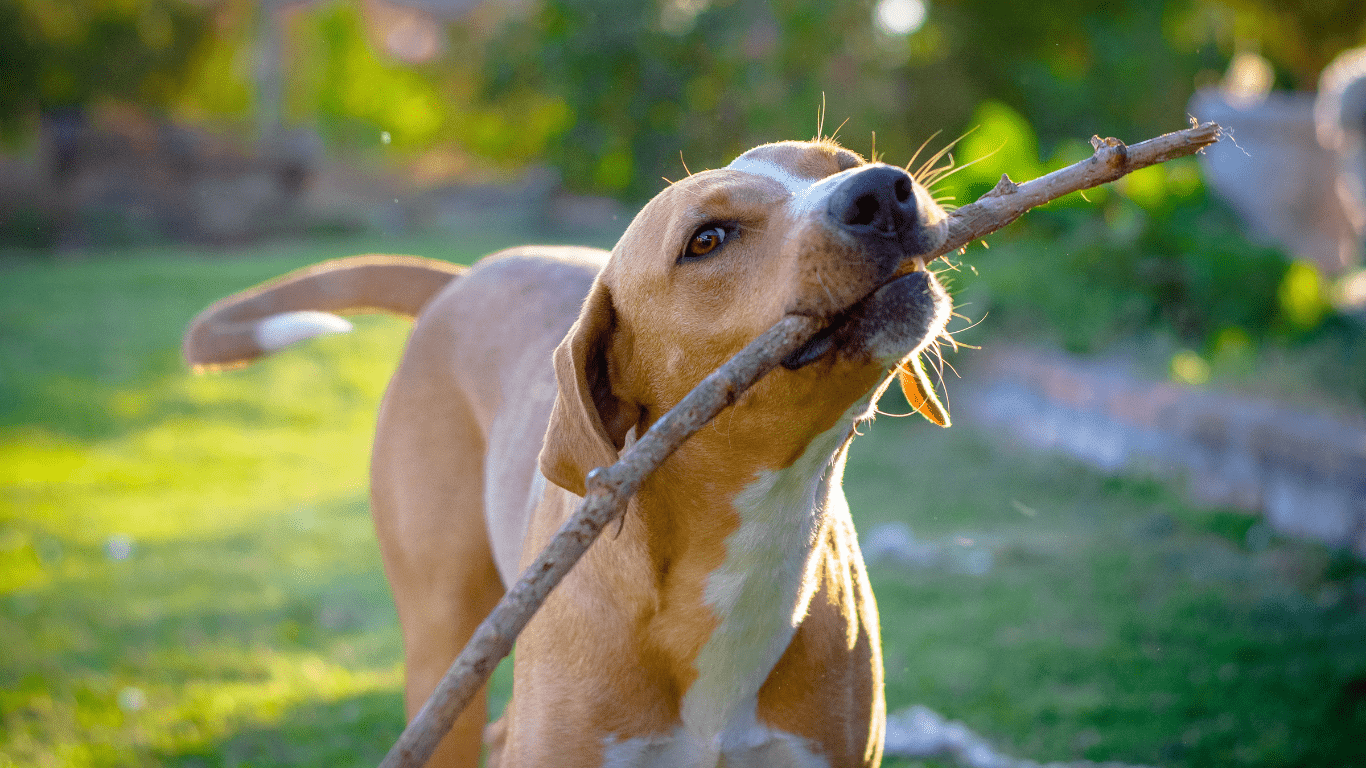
[541,139,952,495]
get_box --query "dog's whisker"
[815,269,837,308]
[913,127,977,183]
[904,131,944,174]
[927,344,946,379]
[917,126,972,169]
[931,346,955,414]
[938,348,964,379]
[949,311,989,336]
[924,145,1003,190]
[941,320,982,352]
[815,93,827,140]
[917,155,955,186]
[918,155,958,186]
[829,116,852,144]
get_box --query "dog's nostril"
[846,193,881,227]
[894,176,912,204]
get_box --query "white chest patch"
[600,400,873,767]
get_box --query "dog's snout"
[831,165,918,237]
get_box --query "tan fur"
[187,140,952,768]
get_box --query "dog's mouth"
[780,258,935,370]
[779,257,952,426]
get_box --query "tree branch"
[377,121,1222,768]
[932,121,1223,259]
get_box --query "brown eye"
[687,227,726,257]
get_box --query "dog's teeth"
[909,257,926,273]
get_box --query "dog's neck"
[616,398,867,761]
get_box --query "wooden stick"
[933,121,1223,258]
[377,121,1222,768]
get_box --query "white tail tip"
[253,311,354,352]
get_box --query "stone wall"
[960,347,1366,557]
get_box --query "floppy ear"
[539,280,642,496]
[898,354,950,428]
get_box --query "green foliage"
[958,190,1295,355]
[470,0,1362,199]
[473,0,1355,198]
[3,0,1362,202]
[480,0,985,196]
[930,2,1204,156]
[933,97,1351,369]
[173,0,255,124]
[0,0,211,137]
[947,178,1366,406]
[1182,0,1366,87]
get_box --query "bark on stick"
[378,121,1222,768]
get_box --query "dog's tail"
[183,254,466,372]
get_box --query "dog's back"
[372,246,608,584]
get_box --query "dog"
[184,138,952,768]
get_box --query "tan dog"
[184,139,952,768]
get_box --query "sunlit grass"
[1,233,510,767]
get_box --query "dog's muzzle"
[829,164,941,266]
[783,165,945,369]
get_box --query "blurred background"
[3,1,1366,767]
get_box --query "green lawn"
[2,235,1364,767]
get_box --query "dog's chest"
[602,415,856,768]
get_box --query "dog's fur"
[184,139,952,768]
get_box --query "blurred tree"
[289,1,449,147]
[933,1,1214,156]
[1,0,1362,197]
[287,1,569,161]
[480,0,982,197]
[0,0,212,140]
[1173,0,1366,88]
[477,0,1365,197]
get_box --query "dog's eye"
[689,227,725,256]
[681,225,731,262]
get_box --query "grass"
[3,233,1364,767]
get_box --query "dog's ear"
[898,355,950,428]
[539,280,641,496]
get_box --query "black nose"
[830,164,918,238]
